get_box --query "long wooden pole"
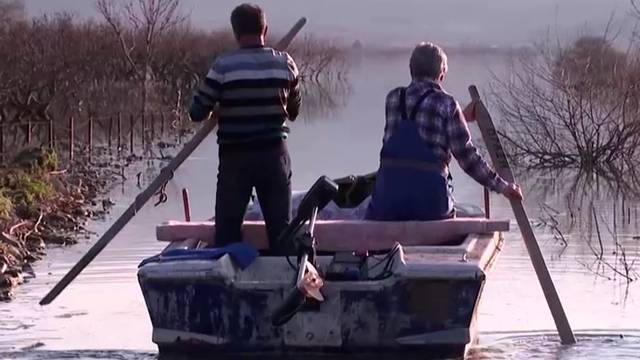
[39,17,308,306]
[468,85,576,344]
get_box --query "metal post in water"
[141,113,146,148]
[117,112,122,153]
[108,116,113,149]
[151,113,156,142]
[130,114,135,154]
[88,116,93,161]
[69,116,74,163]
[26,120,32,145]
[0,123,4,165]
[48,119,54,149]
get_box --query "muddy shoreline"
[0,146,149,301]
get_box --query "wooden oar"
[39,17,308,306]
[468,85,576,344]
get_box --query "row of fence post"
[0,123,4,165]
[0,112,171,166]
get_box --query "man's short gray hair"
[410,42,448,80]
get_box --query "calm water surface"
[1,53,639,359]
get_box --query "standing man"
[189,3,301,253]
[365,42,521,221]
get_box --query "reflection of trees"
[522,167,640,285]
[288,34,353,121]
[289,34,350,83]
[299,78,352,122]
[522,167,640,222]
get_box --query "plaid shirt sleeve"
[383,88,400,142]
[446,100,508,193]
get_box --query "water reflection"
[0,350,156,360]
[299,78,352,122]
[517,167,640,291]
[1,51,640,360]
[469,332,640,360]
[3,332,640,360]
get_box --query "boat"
[137,174,509,359]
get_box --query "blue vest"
[365,87,454,221]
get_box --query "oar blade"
[469,85,576,344]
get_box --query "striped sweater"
[189,46,301,146]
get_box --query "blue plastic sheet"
[138,242,259,270]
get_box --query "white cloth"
[244,191,484,221]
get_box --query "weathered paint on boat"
[138,231,504,359]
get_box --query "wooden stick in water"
[484,187,490,219]
[39,17,308,306]
[182,188,191,222]
[468,85,576,345]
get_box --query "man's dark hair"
[230,3,266,37]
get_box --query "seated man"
[365,42,522,221]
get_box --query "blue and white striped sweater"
[190,46,301,145]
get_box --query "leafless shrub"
[289,34,351,83]
[0,1,351,161]
[96,0,187,126]
[490,33,640,175]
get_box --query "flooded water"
[1,52,640,360]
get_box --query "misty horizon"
[24,0,635,48]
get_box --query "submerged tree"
[96,0,187,130]
[490,34,640,176]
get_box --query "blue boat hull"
[138,232,502,359]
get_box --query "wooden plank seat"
[156,218,510,252]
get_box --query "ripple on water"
[469,332,640,360]
[2,334,640,360]
[0,350,156,360]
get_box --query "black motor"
[271,176,339,327]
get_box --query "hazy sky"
[25,0,635,47]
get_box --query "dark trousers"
[214,141,292,253]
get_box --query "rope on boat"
[154,169,174,207]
